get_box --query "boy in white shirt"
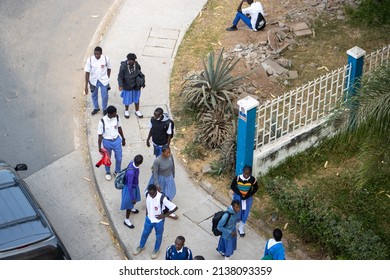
[97,105,126,181]
[133,184,178,259]
[84,46,112,115]
[226,0,266,32]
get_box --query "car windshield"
[0,170,52,251]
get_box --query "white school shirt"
[97,115,121,140]
[84,55,111,86]
[242,2,264,31]
[146,192,177,223]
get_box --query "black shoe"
[239,233,245,238]
[103,110,107,116]
[226,26,238,31]
[91,109,100,115]
[124,221,135,229]
[130,209,139,214]
[216,248,225,257]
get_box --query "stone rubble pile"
[223,0,359,88]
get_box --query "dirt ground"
[170,0,389,259]
[170,0,330,260]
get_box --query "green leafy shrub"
[345,0,390,26]
[266,177,388,259]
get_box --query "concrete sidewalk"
[86,0,267,260]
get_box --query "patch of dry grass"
[169,0,390,259]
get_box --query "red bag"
[95,148,111,167]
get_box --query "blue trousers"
[153,144,163,157]
[139,216,165,251]
[233,194,253,224]
[92,80,109,111]
[232,11,252,29]
[103,137,122,174]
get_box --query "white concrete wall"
[252,118,335,176]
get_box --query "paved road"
[0,0,123,259]
[0,0,106,175]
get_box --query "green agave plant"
[209,121,237,176]
[180,48,246,111]
[197,106,233,149]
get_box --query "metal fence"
[363,44,390,75]
[255,64,351,148]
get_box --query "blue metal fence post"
[346,46,366,126]
[236,96,259,175]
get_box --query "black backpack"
[255,12,266,31]
[212,211,232,236]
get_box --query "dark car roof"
[0,168,52,252]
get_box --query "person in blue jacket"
[262,228,286,260]
[165,236,193,260]
[121,154,143,229]
[216,200,241,260]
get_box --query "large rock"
[261,58,289,76]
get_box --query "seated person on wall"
[226,0,266,32]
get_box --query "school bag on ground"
[211,210,232,236]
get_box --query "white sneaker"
[168,213,179,219]
[151,250,160,259]
[105,173,112,181]
[133,246,145,255]
[124,111,130,119]
[135,111,143,118]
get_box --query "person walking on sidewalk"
[146,107,173,157]
[216,199,240,260]
[133,184,178,259]
[121,154,143,229]
[117,53,145,119]
[84,46,112,115]
[262,228,286,260]
[165,236,193,260]
[230,165,259,237]
[97,105,126,181]
[226,0,266,32]
[148,145,178,219]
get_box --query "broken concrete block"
[294,29,313,37]
[290,22,310,32]
[277,40,291,53]
[261,58,289,76]
[268,30,280,51]
[276,58,292,68]
[288,70,299,79]
[202,163,212,174]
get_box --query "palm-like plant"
[337,64,390,187]
[180,48,246,111]
[209,122,237,176]
[197,106,233,149]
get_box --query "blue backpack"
[114,165,134,190]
